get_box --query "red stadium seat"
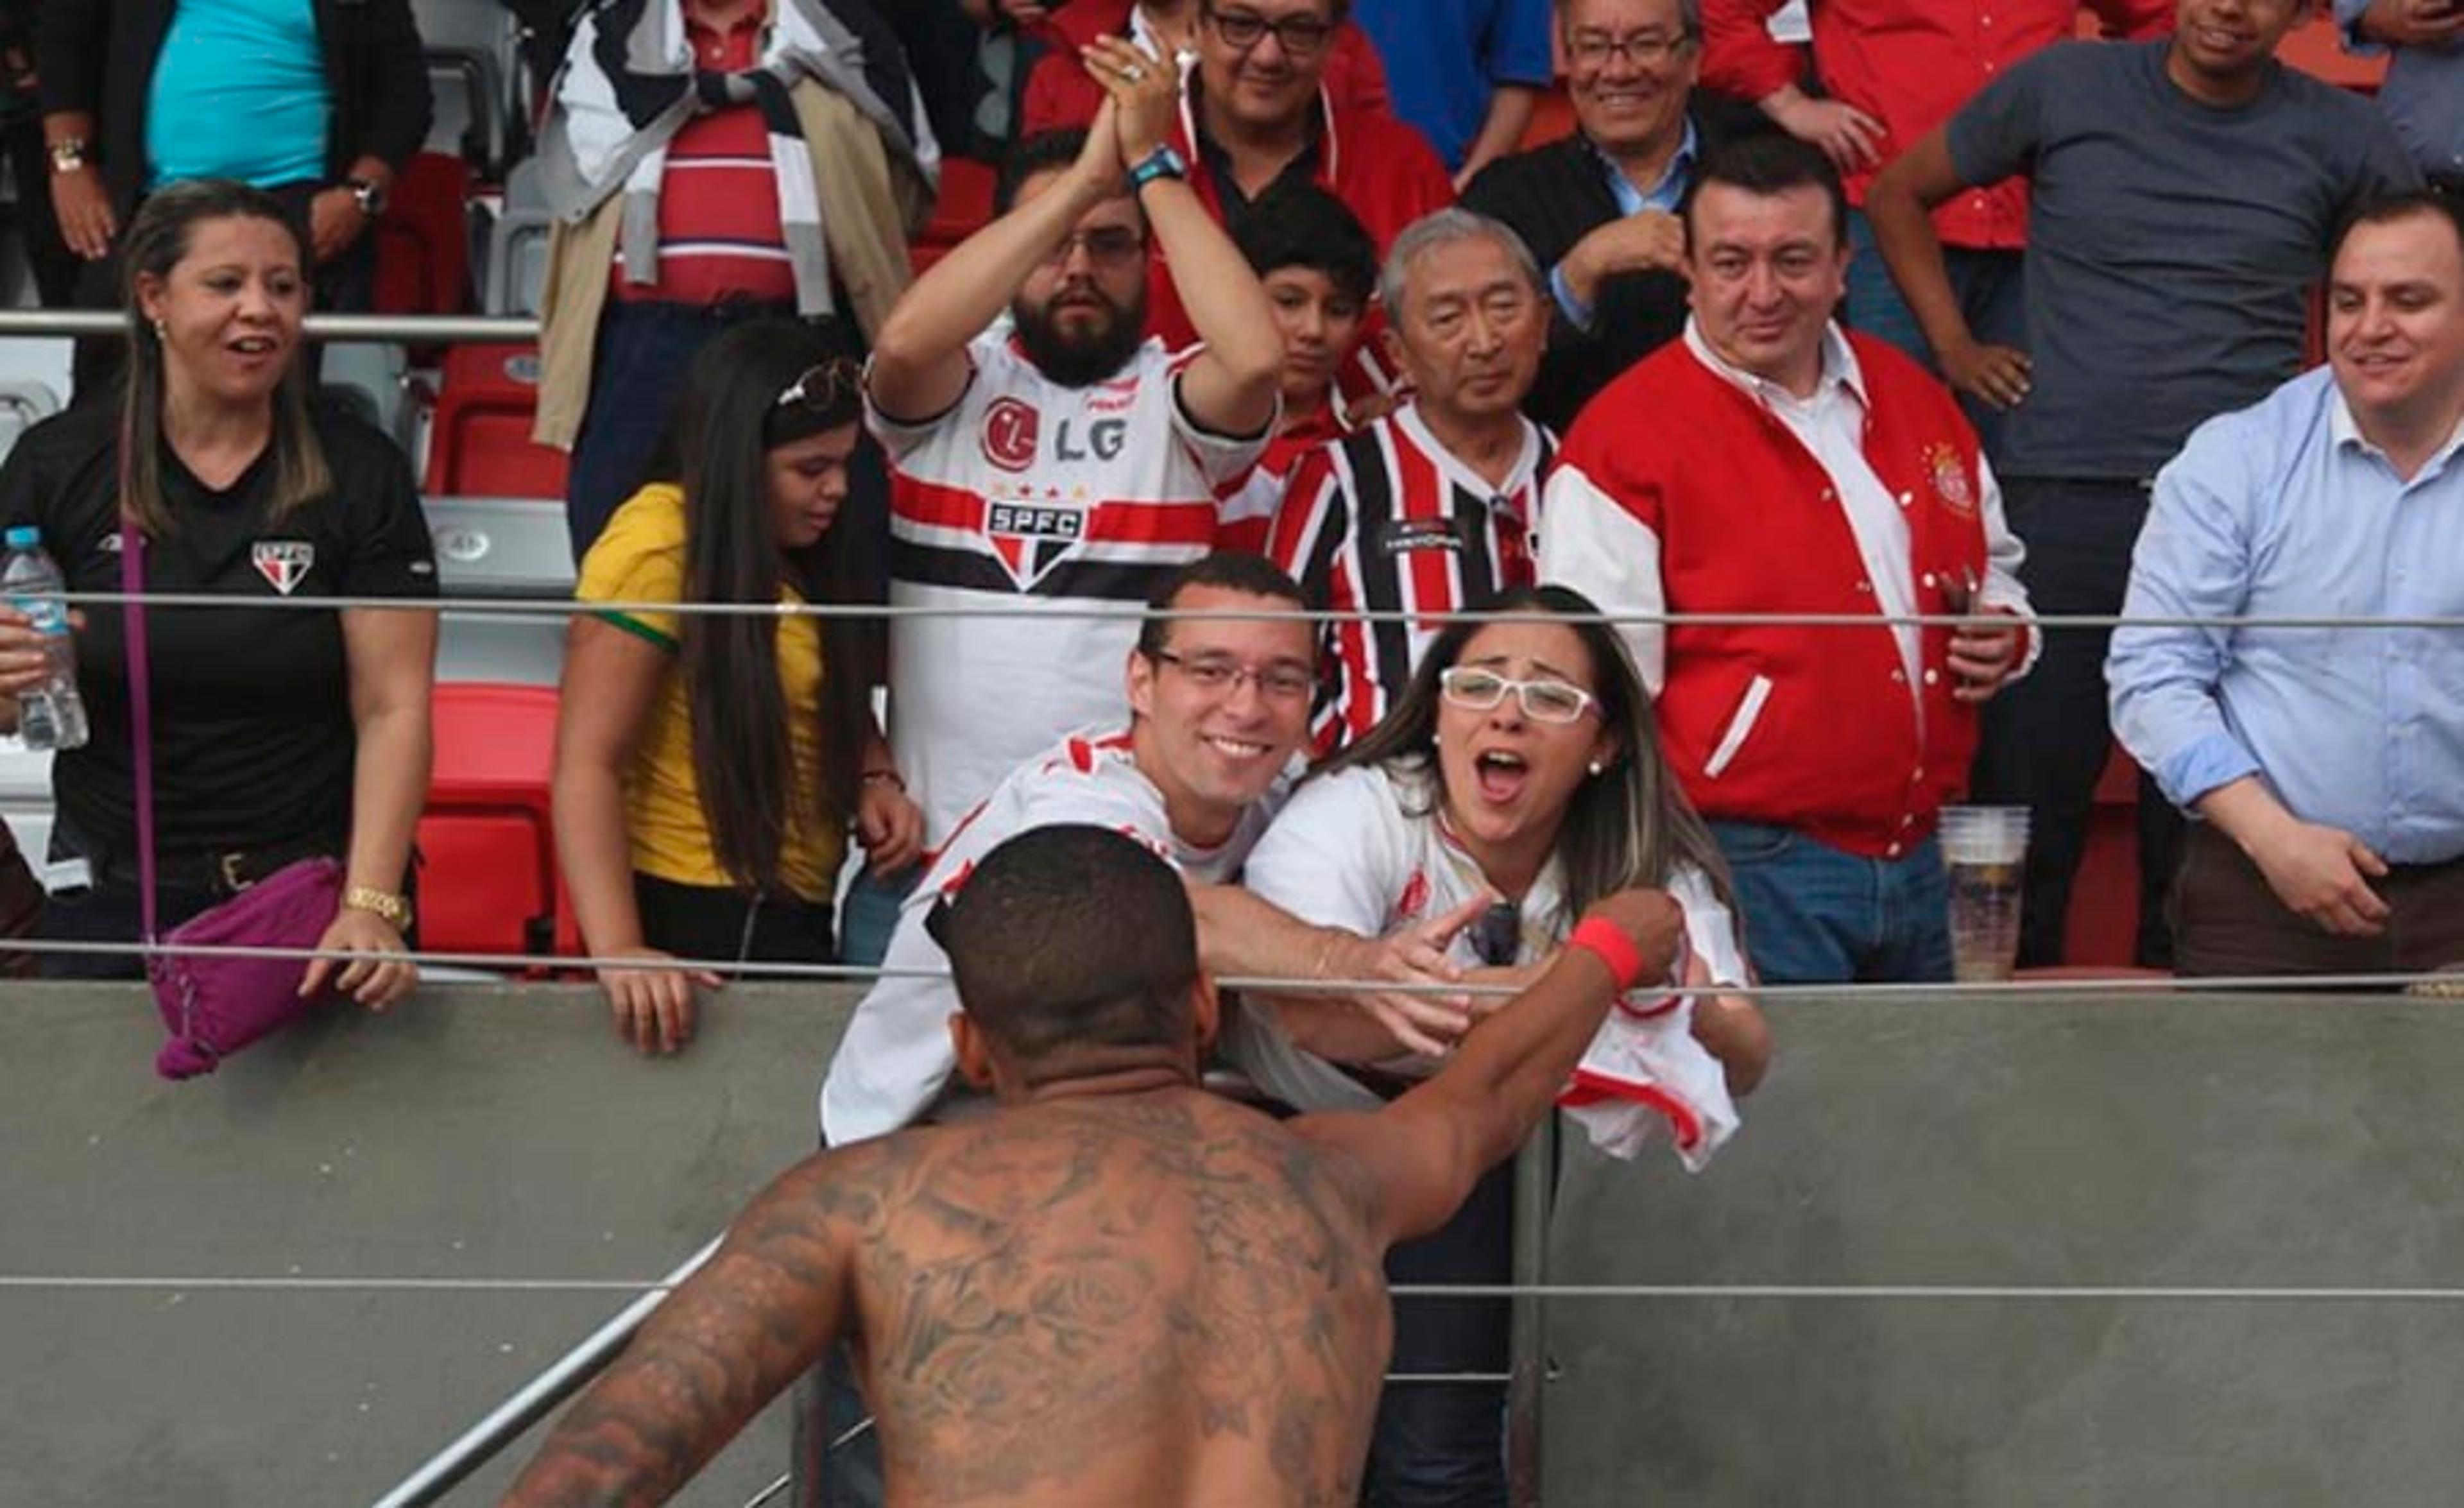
[2061,741,2146,968]
[424,343,572,499]
[911,158,996,273]
[421,682,576,965]
[372,151,475,316]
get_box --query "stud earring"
[1587,758,1605,777]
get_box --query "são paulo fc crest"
[985,500,1084,589]
[1923,442,1977,515]
[252,540,314,595]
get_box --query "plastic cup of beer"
[1938,805,2029,982]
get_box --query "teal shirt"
[145,0,332,191]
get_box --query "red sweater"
[1147,82,1453,400]
[1546,333,1990,856]
[1697,0,2169,247]
[1020,1,1390,133]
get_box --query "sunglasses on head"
[775,359,862,413]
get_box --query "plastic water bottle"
[1,525,89,751]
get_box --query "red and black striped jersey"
[1269,404,1554,753]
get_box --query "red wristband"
[1567,916,1646,992]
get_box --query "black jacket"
[1460,96,1770,434]
[38,0,432,218]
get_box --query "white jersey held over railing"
[1228,763,1747,1170]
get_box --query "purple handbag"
[121,519,345,1079]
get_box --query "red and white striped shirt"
[608,14,797,306]
[1269,404,1554,753]
[1217,404,1348,555]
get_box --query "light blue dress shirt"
[1547,120,1697,332]
[2335,0,2464,179]
[2109,365,2464,864]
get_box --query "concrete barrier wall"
[2,982,859,1507]
[10,984,2461,1505]
[1541,991,2464,1507]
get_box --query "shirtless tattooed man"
[499,822,1685,1507]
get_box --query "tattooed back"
[834,1086,1394,1507]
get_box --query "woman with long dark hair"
[1228,583,1771,1504]
[556,319,922,1056]
[0,178,436,1007]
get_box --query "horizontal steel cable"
[6,1275,2463,1302]
[5,934,2456,996]
[36,587,2464,632]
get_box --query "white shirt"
[819,726,1291,1144]
[871,334,1271,842]
[1224,762,1749,1113]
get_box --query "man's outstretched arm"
[498,1146,890,1507]
[1292,889,1684,1246]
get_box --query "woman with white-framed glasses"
[1226,582,1769,1504]
[554,320,923,1056]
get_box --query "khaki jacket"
[533,80,929,449]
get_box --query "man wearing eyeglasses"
[1269,208,1557,755]
[1542,135,2037,985]
[823,552,1477,1148]
[848,47,1286,966]
[1459,0,1774,431]
[1143,0,1459,404]
[1018,0,1394,135]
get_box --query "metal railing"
[0,309,540,344]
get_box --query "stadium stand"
[0,12,2395,973]
[420,681,570,962]
[420,343,569,499]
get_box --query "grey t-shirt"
[1946,40,2418,479]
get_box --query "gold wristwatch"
[343,885,413,930]
[47,138,86,175]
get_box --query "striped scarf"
[542,0,909,316]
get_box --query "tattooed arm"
[499,1144,893,1507]
[1290,888,1683,1248]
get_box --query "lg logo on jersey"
[980,398,1127,474]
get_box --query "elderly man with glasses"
[1460,0,1775,431]
[1269,207,1559,755]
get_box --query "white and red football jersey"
[871,333,1271,843]
[819,726,1292,1144]
[1225,762,1748,1123]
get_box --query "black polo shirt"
[0,399,436,862]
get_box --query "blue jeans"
[1364,1159,1516,1507]
[1711,821,1953,984]
[835,862,921,970]
[1844,209,2025,465]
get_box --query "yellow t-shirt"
[575,484,844,901]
